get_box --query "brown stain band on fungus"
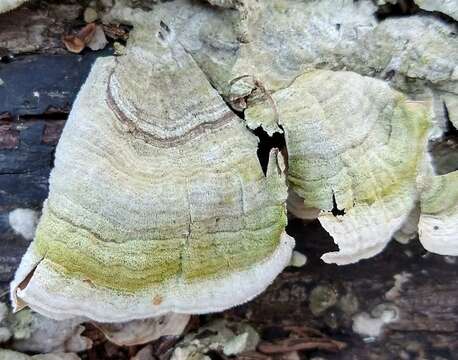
[106,72,237,147]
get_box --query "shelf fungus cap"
[418,171,458,255]
[245,70,431,265]
[10,23,294,322]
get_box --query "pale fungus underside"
[8,0,458,323]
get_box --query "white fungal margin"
[11,232,294,322]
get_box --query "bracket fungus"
[10,23,294,322]
[245,70,433,264]
[418,171,458,255]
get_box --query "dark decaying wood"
[0,52,110,118]
[0,1,457,359]
[227,220,458,359]
[0,52,110,283]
